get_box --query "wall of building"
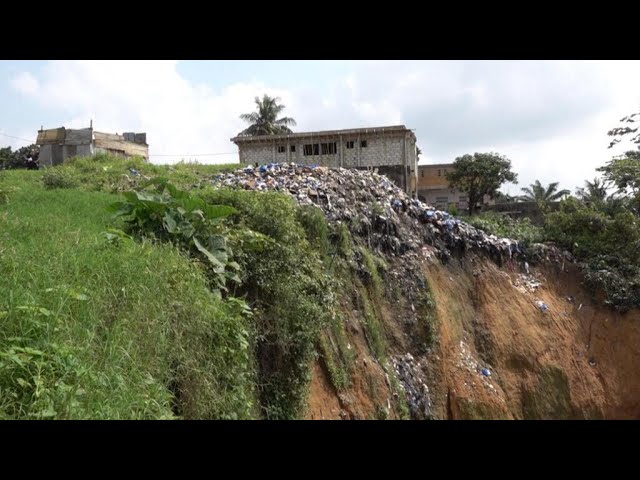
[237,131,418,195]
[39,145,53,167]
[37,127,148,165]
[94,132,148,159]
[418,186,469,211]
[238,133,409,167]
[417,163,500,211]
[483,201,560,226]
[417,164,453,189]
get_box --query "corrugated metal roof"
[36,127,66,145]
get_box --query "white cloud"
[11,72,39,96]
[10,60,640,192]
[11,61,294,164]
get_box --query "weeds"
[110,178,241,295]
[0,178,256,419]
[42,167,79,189]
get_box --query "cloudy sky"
[2,60,639,194]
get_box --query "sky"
[2,60,640,195]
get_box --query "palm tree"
[519,180,570,211]
[575,178,608,205]
[576,177,627,215]
[239,94,297,136]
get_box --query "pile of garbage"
[392,353,433,419]
[457,340,501,397]
[212,163,527,264]
[512,273,543,294]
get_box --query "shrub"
[545,197,640,310]
[468,211,544,244]
[200,187,334,419]
[110,178,241,296]
[42,168,79,189]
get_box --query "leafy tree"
[239,94,297,136]
[0,147,12,169]
[445,152,518,216]
[519,180,570,212]
[0,144,39,170]
[597,150,640,215]
[607,110,640,149]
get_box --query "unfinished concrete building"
[36,125,148,166]
[417,163,494,211]
[231,125,418,196]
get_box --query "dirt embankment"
[306,254,640,420]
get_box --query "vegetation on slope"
[0,169,255,419]
[0,156,345,419]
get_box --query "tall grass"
[0,170,256,419]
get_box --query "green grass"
[0,170,256,419]
[199,187,334,419]
[61,155,246,192]
[0,155,421,419]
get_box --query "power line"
[0,131,34,144]
[150,152,236,157]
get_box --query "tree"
[519,180,570,212]
[239,94,297,136]
[445,152,518,216]
[575,178,607,205]
[597,150,640,215]
[0,147,12,169]
[607,110,640,149]
[0,144,39,170]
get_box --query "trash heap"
[457,340,502,398]
[392,353,433,419]
[212,163,528,264]
[512,273,543,294]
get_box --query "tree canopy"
[445,152,518,216]
[238,95,297,136]
[607,110,640,150]
[0,144,39,170]
[519,180,570,212]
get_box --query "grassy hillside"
[0,156,354,419]
[0,166,256,419]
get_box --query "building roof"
[418,163,454,168]
[231,125,415,144]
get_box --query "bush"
[468,211,544,244]
[545,197,640,310]
[42,168,79,189]
[200,187,334,419]
[544,198,640,261]
[110,179,241,295]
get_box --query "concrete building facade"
[417,163,496,211]
[417,163,469,211]
[231,125,418,196]
[36,125,148,166]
